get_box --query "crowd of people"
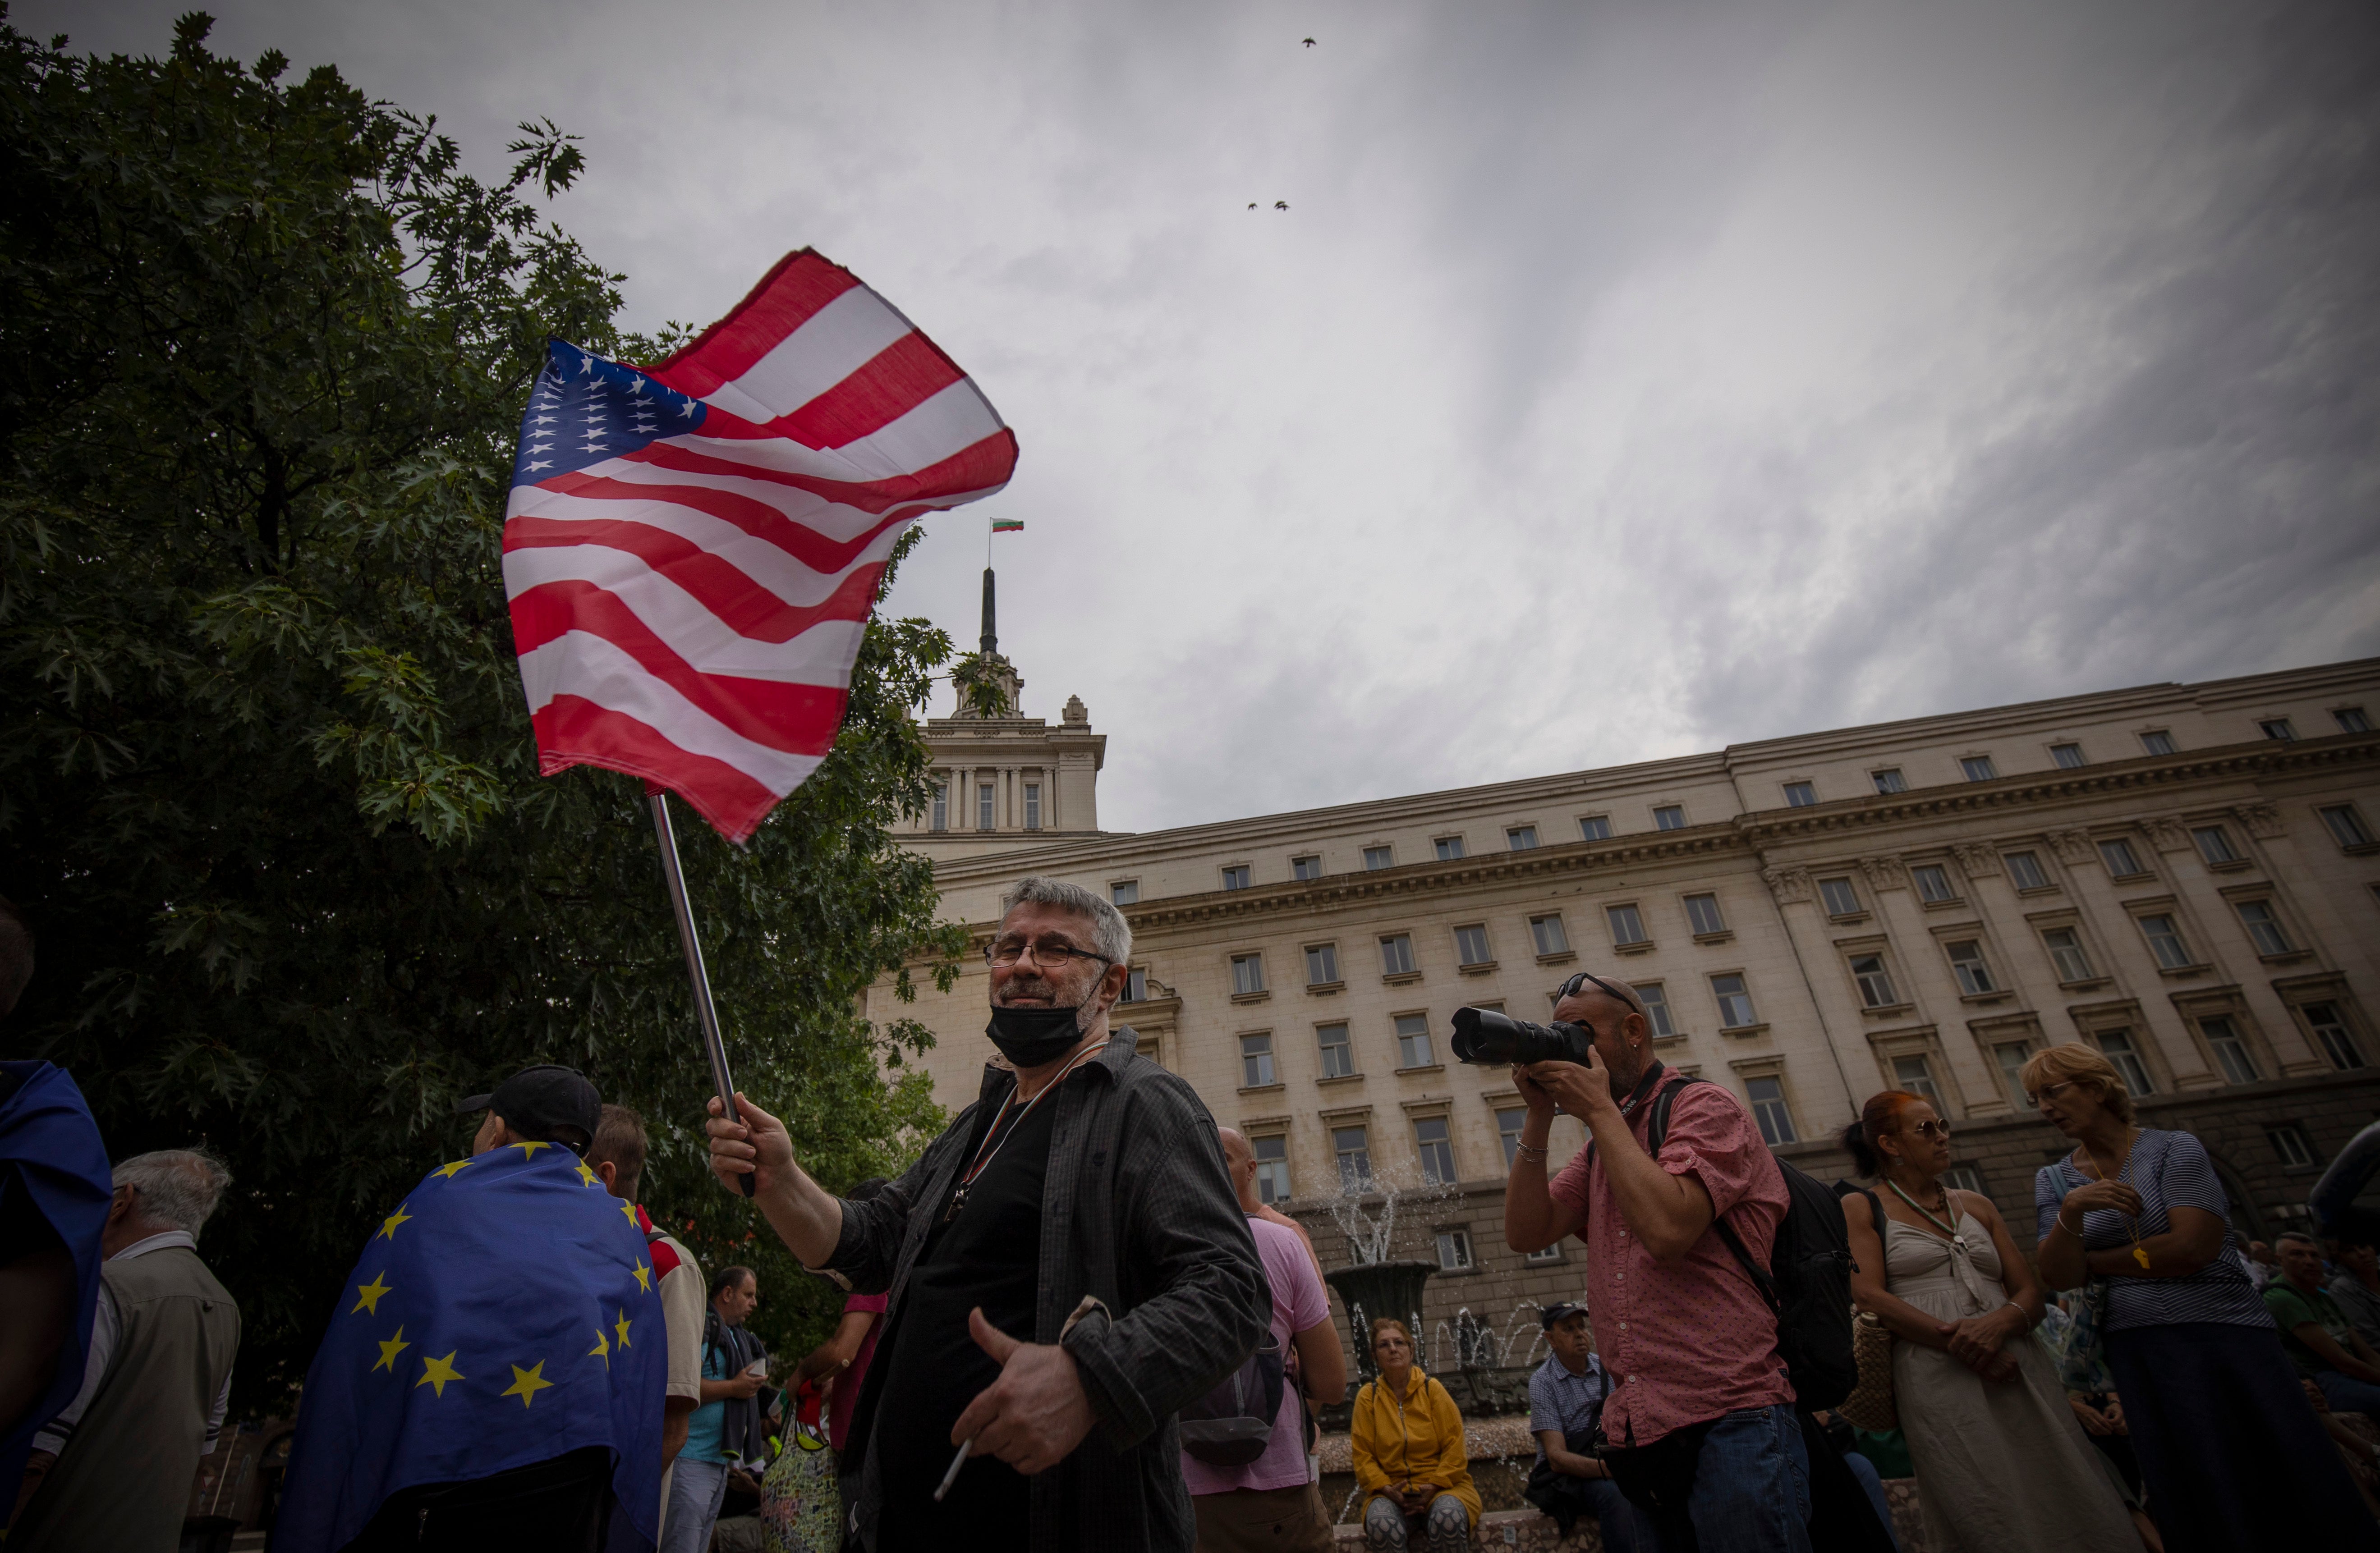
[7,878,2380,1552]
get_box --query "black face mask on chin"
[985,1003,1088,1068]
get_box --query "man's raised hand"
[706,1091,793,1194]
[951,1307,1095,1475]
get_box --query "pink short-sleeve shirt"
[1544,1076,1792,1444]
[1181,1215,1331,1494]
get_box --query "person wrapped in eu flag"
[275,1067,666,1553]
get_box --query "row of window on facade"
[1108,821,1665,902]
[1840,889,2312,1005]
[928,778,1044,832]
[1106,790,2371,907]
[1175,847,2321,1022]
[1787,710,2370,808]
[1224,982,1748,1100]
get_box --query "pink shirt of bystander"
[1545,1078,1792,1445]
[827,1291,889,1453]
[1181,1215,1331,1496]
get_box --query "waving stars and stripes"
[503,250,1020,841]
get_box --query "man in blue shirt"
[1524,1302,1659,1553]
[664,1266,767,1553]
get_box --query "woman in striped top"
[2027,1044,2375,1551]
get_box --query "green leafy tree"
[0,14,964,1403]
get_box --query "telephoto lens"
[1448,1007,1594,1067]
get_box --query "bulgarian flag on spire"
[991,517,1023,532]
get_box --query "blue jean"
[1581,1476,1663,1553]
[2315,1368,2380,1416]
[661,1456,730,1553]
[1686,1404,1811,1553]
[1839,1452,1898,1552]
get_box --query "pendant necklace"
[2074,1128,2150,1270]
[942,1039,1107,1224]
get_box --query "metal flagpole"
[645,783,756,1196]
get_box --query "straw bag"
[1836,1309,1898,1430]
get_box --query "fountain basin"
[1323,1259,1438,1383]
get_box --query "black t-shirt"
[869,1090,1057,1552]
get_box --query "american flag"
[501,251,1018,841]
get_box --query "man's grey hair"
[998,875,1132,966]
[2276,1230,2323,1252]
[114,1149,233,1237]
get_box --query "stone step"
[1324,1480,1929,1552]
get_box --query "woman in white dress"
[1841,1090,2138,1553]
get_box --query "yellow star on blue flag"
[501,1361,554,1407]
[276,1143,665,1552]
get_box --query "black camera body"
[1449,1006,1594,1067]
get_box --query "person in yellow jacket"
[1349,1318,1482,1551]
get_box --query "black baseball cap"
[1540,1300,1589,1329]
[457,1065,602,1154]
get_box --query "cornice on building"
[912,656,2378,898]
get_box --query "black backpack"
[1600,1075,1860,1414]
[1178,1333,1285,1466]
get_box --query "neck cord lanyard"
[943,1038,1107,1223]
[1615,1060,1668,1120]
[1887,1177,1966,1248]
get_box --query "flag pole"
[645,783,757,1197]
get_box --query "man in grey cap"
[1522,1301,1657,1553]
[457,1064,603,1158]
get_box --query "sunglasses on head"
[1553,970,1645,1017]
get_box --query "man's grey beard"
[994,974,1103,1032]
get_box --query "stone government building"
[868,620,2380,1355]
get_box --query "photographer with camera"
[1483,971,1806,1552]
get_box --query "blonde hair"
[2019,1043,2136,1124]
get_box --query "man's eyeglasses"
[985,937,1116,973]
[1553,970,1646,1018]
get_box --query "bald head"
[1217,1127,1260,1212]
[1551,977,1652,1090]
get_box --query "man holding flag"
[272,1066,666,1552]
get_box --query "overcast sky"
[37,0,2380,833]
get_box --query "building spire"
[980,567,997,657]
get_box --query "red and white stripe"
[503,251,1017,841]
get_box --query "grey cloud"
[25,0,2380,833]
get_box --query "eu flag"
[273,1144,666,1552]
[0,1061,112,1494]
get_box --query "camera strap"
[1581,1062,1675,1174]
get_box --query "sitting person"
[2267,1231,2380,1415]
[1350,1319,1479,1553]
[1522,1301,1659,1553]
[2328,1240,2380,1354]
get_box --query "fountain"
[1322,1259,1438,1383]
